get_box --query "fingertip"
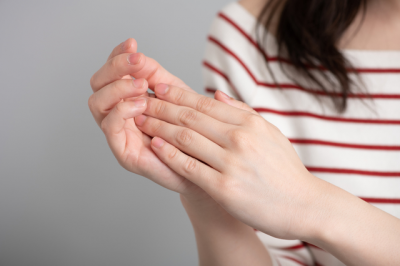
[133,78,146,89]
[215,90,231,102]
[151,137,165,149]
[132,97,147,108]
[154,83,169,96]
[122,38,138,53]
[134,114,148,126]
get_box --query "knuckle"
[240,101,253,112]
[245,113,262,126]
[178,109,197,126]
[183,157,198,174]
[154,100,167,116]
[149,119,163,134]
[167,147,179,160]
[114,80,127,96]
[227,128,249,148]
[173,89,186,105]
[177,129,193,146]
[109,56,119,69]
[195,96,214,114]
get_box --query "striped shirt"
[202,2,400,266]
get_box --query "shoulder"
[238,0,268,18]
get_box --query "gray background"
[0,0,233,265]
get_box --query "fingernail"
[133,79,144,88]
[218,90,230,100]
[133,97,147,107]
[152,137,165,148]
[127,53,141,65]
[155,83,169,95]
[135,114,147,126]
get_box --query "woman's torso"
[203,2,400,265]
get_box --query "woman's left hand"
[135,83,333,241]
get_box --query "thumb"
[214,90,258,115]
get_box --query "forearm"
[180,195,272,266]
[306,180,400,266]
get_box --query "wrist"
[300,178,368,246]
[295,175,356,242]
[302,182,400,265]
[180,194,237,228]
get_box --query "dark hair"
[257,0,367,112]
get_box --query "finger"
[107,38,137,61]
[88,78,149,126]
[101,98,147,155]
[135,115,227,171]
[214,90,259,115]
[91,52,147,92]
[143,97,232,146]
[154,84,252,125]
[131,56,193,92]
[150,136,222,194]
[92,38,194,93]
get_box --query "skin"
[89,1,400,265]
[89,39,272,265]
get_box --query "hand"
[134,83,332,240]
[88,38,247,202]
[88,38,200,195]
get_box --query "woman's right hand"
[89,38,205,197]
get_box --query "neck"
[368,0,400,13]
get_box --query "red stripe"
[303,242,324,251]
[307,166,400,177]
[360,197,400,204]
[206,37,400,99]
[254,107,400,124]
[282,244,306,250]
[217,12,400,74]
[289,138,400,151]
[354,68,400,74]
[202,61,244,101]
[205,88,217,94]
[217,13,286,63]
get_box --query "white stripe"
[250,87,400,120]
[293,145,400,172]
[259,113,400,146]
